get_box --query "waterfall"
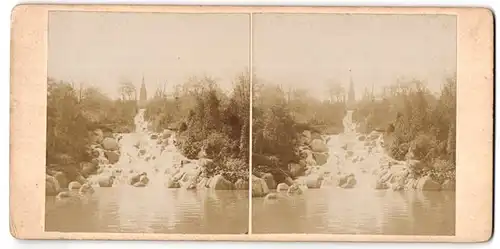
[322,109,389,189]
[94,109,189,188]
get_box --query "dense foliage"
[145,74,250,183]
[252,79,346,178]
[353,78,457,182]
[46,78,137,170]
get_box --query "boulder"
[56,191,76,201]
[75,174,87,185]
[261,173,276,190]
[68,181,82,190]
[150,134,159,140]
[313,152,329,166]
[198,158,214,168]
[102,137,119,151]
[297,174,323,189]
[139,149,147,156]
[288,163,305,178]
[252,175,270,197]
[208,175,234,190]
[234,179,249,190]
[310,139,328,153]
[133,182,147,187]
[97,175,115,187]
[441,179,456,191]
[298,134,310,145]
[139,175,150,185]
[337,173,356,189]
[357,135,366,141]
[165,176,180,188]
[345,150,354,158]
[311,132,323,141]
[53,172,69,188]
[128,172,147,186]
[81,163,97,178]
[265,193,278,200]
[276,183,289,192]
[78,183,95,195]
[104,151,120,164]
[416,176,441,191]
[302,130,312,141]
[286,183,304,195]
[283,176,295,186]
[90,129,104,145]
[46,175,60,196]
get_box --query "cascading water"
[323,109,390,189]
[89,109,190,188]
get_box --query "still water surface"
[45,187,249,234]
[252,189,455,235]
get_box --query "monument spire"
[139,73,147,107]
[347,69,355,109]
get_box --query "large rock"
[128,172,147,186]
[297,174,323,189]
[102,137,119,151]
[276,183,289,192]
[287,183,304,195]
[53,172,68,188]
[416,176,441,191]
[252,175,269,197]
[81,162,97,178]
[165,176,180,188]
[313,152,329,166]
[310,139,328,153]
[283,176,295,186]
[441,179,455,191]
[261,173,276,190]
[234,179,249,190]
[104,151,120,164]
[78,183,95,195]
[90,129,104,145]
[337,173,357,189]
[46,175,60,196]
[288,163,305,177]
[97,175,115,187]
[208,175,234,190]
[265,193,278,200]
[302,130,312,141]
[68,181,82,190]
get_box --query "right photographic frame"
[251,13,457,235]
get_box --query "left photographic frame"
[44,11,251,235]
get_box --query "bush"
[46,79,137,171]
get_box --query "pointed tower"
[139,74,147,107]
[347,69,356,109]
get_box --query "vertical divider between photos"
[248,11,253,236]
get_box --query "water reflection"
[45,188,249,234]
[252,189,455,235]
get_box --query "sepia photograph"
[251,13,457,235]
[44,11,250,234]
[9,5,493,241]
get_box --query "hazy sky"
[48,12,250,99]
[49,12,456,100]
[253,14,457,100]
